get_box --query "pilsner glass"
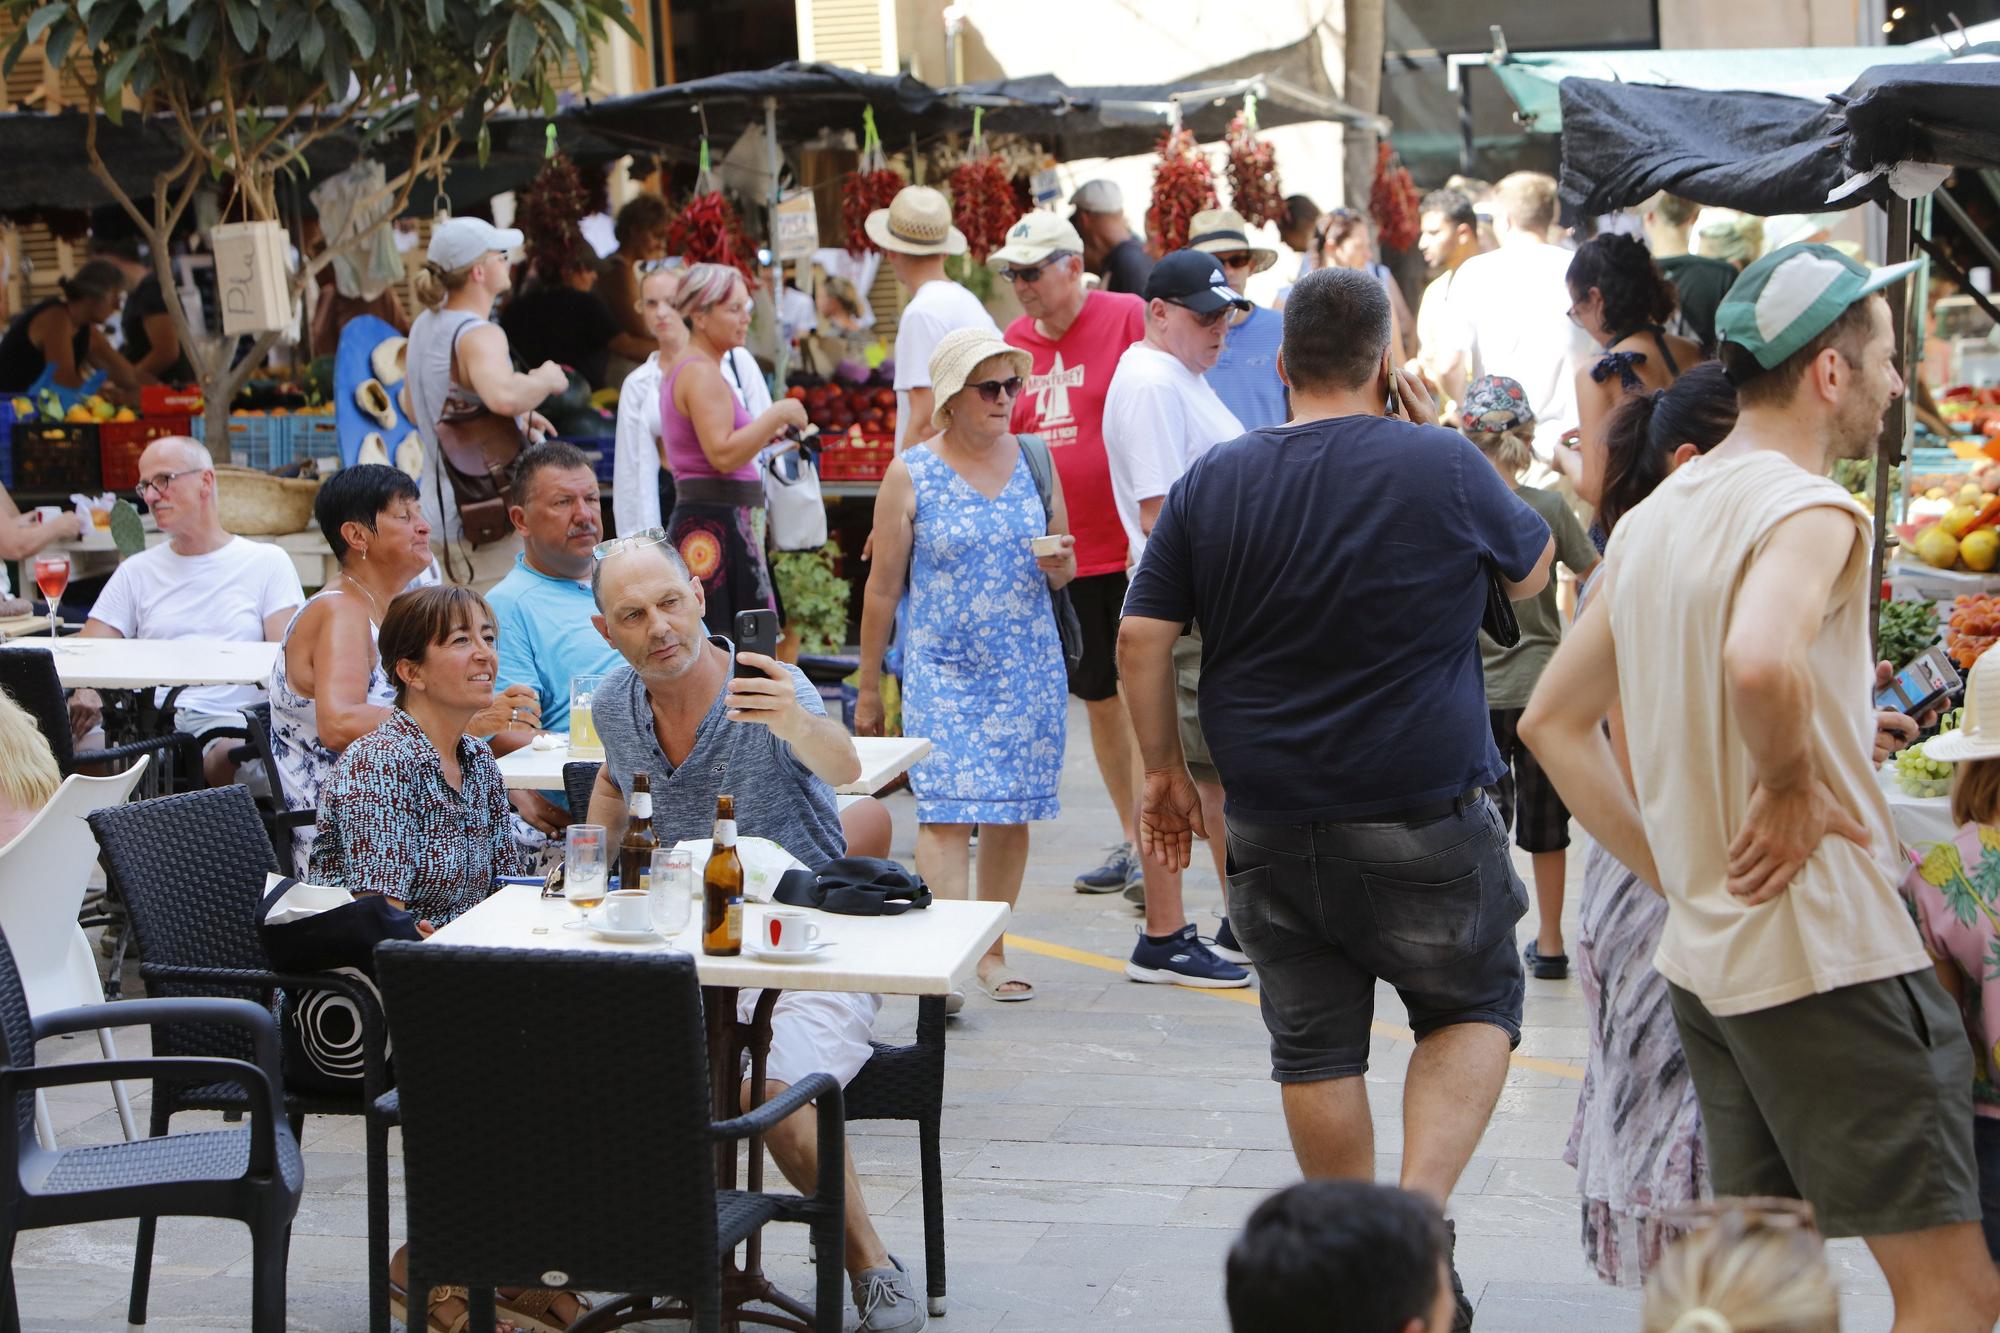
[569,673,605,759]
[564,824,608,927]
[648,848,694,937]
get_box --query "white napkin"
[670,836,807,903]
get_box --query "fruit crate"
[818,434,895,483]
[12,422,101,494]
[140,385,203,416]
[100,416,193,491]
[290,416,341,461]
[191,414,297,471]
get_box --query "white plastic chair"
[0,755,151,1147]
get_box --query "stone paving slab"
[14,700,1897,1331]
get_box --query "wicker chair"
[374,942,846,1333]
[236,702,313,876]
[0,646,197,792]
[559,756,953,1313]
[0,924,302,1331]
[85,787,399,1333]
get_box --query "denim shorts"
[1225,795,1528,1083]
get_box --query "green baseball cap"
[1714,242,1919,369]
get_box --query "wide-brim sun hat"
[928,327,1032,431]
[1714,241,1920,370]
[1187,207,1279,275]
[1922,650,2000,762]
[864,185,968,257]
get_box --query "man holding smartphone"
[1119,268,1554,1324]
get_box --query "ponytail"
[57,258,127,305]
[1596,362,1738,535]
[414,259,474,310]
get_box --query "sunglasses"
[1001,260,1060,285]
[137,467,203,497]
[593,527,670,561]
[1169,304,1233,329]
[1213,251,1255,269]
[967,377,1024,404]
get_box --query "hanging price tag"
[1030,162,1062,205]
[773,189,820,261]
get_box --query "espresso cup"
[765,910,822,952]
[596,889,652,933]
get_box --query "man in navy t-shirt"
[1119,267,1552,1322]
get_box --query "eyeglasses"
[967,377,1024,403]
[137,468,203,497]
[1213,251,1255,269]
[1170,304,1233,329]
[593,527,670,561]
[1001,258,1064,285]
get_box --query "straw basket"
[213,465,319,536]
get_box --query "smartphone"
[1030,534,1065,558]
[733,608,780,679]
[1384,367,1402,419]
[1875,644,1962,716]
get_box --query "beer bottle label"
[631,791,653,820]
[715,818,737,847]
[724,900,741,938]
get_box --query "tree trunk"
[1340,0,1386,215]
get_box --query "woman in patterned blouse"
[309,584,526,926]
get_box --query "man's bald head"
[589,538,692,610]
[138,435,214,476]
[590,539,710,683]
[137,435,221,541]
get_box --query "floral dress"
[901,443,1066,824]
[267,590,395,872]
[1901,826,2000,1112]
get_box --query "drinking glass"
[648,848,694,938]
[32,553,69,640]
[569,673,605,759]
[564,824,608,928]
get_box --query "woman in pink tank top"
[656,264,807,633]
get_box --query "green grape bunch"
[1895,741,1954,798]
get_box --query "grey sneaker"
[853,1253,927,1332]
[1075,841,1141,893]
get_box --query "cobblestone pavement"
[22,701,1895,1330]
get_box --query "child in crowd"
[1225,1180,1456,1332]
[1460,375,1599,979]
[1642,1201,1838,1333]
[1900,647,2000,1261]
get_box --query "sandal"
[976,964,1035,1002]
[388,1281,511,1333]
[496,1286,594,1333]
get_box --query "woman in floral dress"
[856,328,1074,1001]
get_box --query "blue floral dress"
[902,443,1066,824]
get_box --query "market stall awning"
[566,62,943,154]
[1556,59,2000,219]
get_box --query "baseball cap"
[1069,180,1123,214]
[426,216,525,271]
[987,212,1086,270]
[1144,249,1253,316]
[1461,375,1536,434]
[1714,242,1919,370]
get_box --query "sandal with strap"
[976,964,1034,1002]
[387,1281,504,1333]
[496,1286,594,1333]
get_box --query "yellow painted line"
[1004,932,1585,1083]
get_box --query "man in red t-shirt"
[990,213,1149,898]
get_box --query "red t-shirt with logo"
[1005,291,1147,579]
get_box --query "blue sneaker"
[1126,924,1251,988]
[1211,917,1251,967]
[1075,841,1141,894]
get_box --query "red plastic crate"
[140,385,203,416]
[100,416,193,491]
[819,433,895,482]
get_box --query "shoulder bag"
[432,321,526,548]
[1016,433,1085,671]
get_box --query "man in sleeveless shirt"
[1523,244,2000,1330]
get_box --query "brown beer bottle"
[703,794,744,955]
[618,773,658,894]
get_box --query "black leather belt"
[1328,788,1484,827]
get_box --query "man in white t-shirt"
[1103,249,1252,988]
[866,185,998,448]
[1434,172,1594,474]
[82,436,304,785]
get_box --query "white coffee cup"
[31,505,61,525]
[1030,534,1065,558]
[764,910,822,952]
[595,889,652,933]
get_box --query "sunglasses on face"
[1214,252,1255,269]
[967,377,1024,404]
[1001,261,1058,285]
[1171,304,1232,329]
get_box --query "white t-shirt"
[89,536,304,713]
[1437,242,1596,465]
[1102,343,1244,565]
[892,279,998,448]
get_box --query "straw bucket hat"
[928,327,1031,431]
[1923,650,2000,763]
[865,185,968,257]
[1187,207,1279,275]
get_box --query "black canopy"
[1556,58,2000,220]
[566,61,942,153]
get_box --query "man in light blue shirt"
[1189,209,1289,429]
[487,441,622,822]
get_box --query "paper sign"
[1030,166,1063,206]
[774,190,820,261]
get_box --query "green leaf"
[101,43,143,103]
[477,121,491,167]
[267,5,308,59]
[330,0,375,60]
[505,10,534,86]
[297,15,323,67]
[223,0,257,52]
[603,2,642,43]
[40,15,76,68]
[535,0,576,47]
[182,1,214,58]
[23,3,67,44]
[165,0,193,20]
[423,0,444,31]
[85,1,125,50]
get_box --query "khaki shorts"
[1173,631,1220,787]
[1668,971,1981,1238]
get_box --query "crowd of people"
[12,165,2000,1333]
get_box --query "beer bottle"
[618,773,658,894]
[703,794,743,955]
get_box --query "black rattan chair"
[86,787,399,1333]
[236,702,313,875]
[0,924,301,1331]
[375,942,846,1333]
[0,647,197,791]
[560,756,953,1313]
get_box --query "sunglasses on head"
[593,527,670,561]
[967,376,1024,404]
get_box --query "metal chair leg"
[96,1026,139,1141]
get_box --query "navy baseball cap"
[1145,249,1254,315]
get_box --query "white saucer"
[589,925,664,943]
[745,942,833,963]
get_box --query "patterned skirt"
[667,478,775,636]
[1565,838,1709,1286]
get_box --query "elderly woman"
[855,327,1074,1002]
[270,465,534,870]
[659,262,807,633]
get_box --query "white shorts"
[738,989,882,1092]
